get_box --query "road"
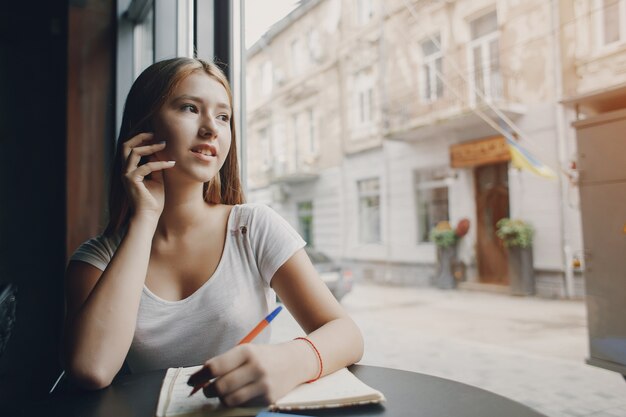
[270,282,626,417]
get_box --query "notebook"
[155,366,385,416]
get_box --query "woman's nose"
[199,120,217,138]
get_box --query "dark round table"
[26,365,546,416]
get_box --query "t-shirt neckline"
[141,205,238,305]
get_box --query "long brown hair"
[104,58,245,236]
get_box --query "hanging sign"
[450,136,511,168]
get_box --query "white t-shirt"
[69,204,306,373]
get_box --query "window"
[353,70,374,128]
[292,113,302,171]
[308,109,317,155]
[420,34,444,102]
[297,201,314,246]
[307,29,322,62]
[261,61,273,96]
[291,38,304,76]
[358,178,381,243]
[133,6,154,78]
[468,11,501,104]
[357,0,374,25]
[259,127,271,169]
[598,0,626,46]
[415,168,450,243]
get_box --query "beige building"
[244,0,624,298]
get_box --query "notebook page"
[272,368,385,410]
[156,366,261,417]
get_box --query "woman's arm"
[63,134,174,389]
[62,216,158,389]
[191,248,363,406]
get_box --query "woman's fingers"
[122,132,154,160]
[126,160,175,181]
[204,363,266,405]
[124,142,166,174]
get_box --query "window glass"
[298,201,314,246]
[469,11,500,102]
[133,6,154,78]
[415,169,450,243]
[603,0,621,44]
[420,34,443,101]
[358,178,381,244]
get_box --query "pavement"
[270,282,626,417]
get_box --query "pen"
[187,305,283,397]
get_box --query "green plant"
[429,219,470,248]
[496,218,534,248]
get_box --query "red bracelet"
[294,337,323,383]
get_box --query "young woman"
[62,57,363,406]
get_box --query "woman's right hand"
[122,132,176,221]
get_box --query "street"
[270,282,626,417]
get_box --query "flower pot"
[508,246,535,296]
[436,245,458,289]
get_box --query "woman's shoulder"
[69,229,125,270]
[232,203,279,223]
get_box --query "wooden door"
[475,163,510,284]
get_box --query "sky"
[244,0,301,49]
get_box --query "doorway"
[475,163,510,284]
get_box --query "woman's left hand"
[189,344,303,407]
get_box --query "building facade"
[245,0,610,298]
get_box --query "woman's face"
[152,71,232,185]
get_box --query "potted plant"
[429,219,470,289]
[496,218,535,296]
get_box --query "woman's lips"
[190,149,216,162]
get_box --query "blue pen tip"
[265,305,283,322]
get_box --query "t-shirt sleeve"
[247,204,307,285]
[69,233,121,271]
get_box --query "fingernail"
[204,383,218,398]
[167,161,176,164]
[158,140,166,144]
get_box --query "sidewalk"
[271,282,626,417]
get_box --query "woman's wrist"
[128,212,160,233]
[281,338,322,385]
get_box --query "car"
[304,246,353,301]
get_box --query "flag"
[506,136,556,179]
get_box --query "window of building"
[297,201,314,246]
[292,113,302,171]
[357,0,374,25]
[415,168,450,243]
[259,127,271,169]
[358,178,381,244]
[307,29,322,62]
[291,37,304,76]
[261,60,273,96]
[353,70,374,128]
[597,0,626,46]
[308,108,317,155]
[420,34,444,102]
[468,11,501,104]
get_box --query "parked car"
[304,246,353,302]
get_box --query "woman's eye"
[181,104,198,113]
[217,114,230,122]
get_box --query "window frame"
[595,0,626,50]
[357,178,382,244]
[419,33,444,103]
[467,11,501,106]
[414,168,450,244]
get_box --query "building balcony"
[265,159,320,185]
[383,71,526,142]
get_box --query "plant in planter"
[496,218,535,295]
[429,219,470,289]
